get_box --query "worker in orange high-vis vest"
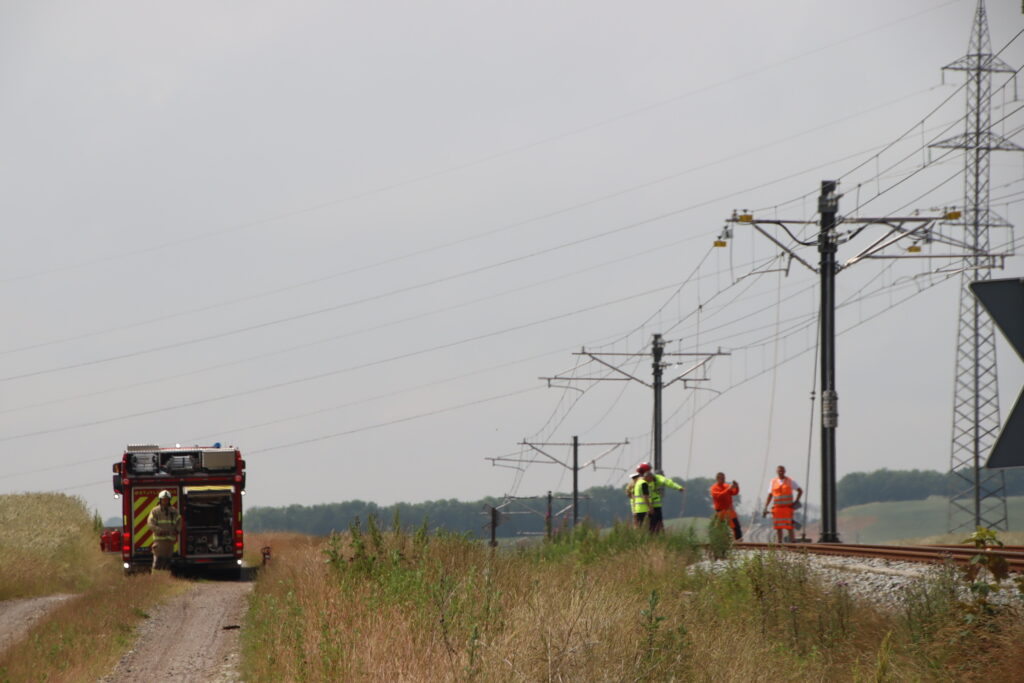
[709,472,742,540]
[762,465,802,543]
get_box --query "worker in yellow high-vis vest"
[633,470,656,532]
[625,471,640,517]
[637,462,685,533]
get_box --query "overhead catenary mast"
[726,195,974,542]
[930,0,1021,533]
[487,436,628,527]
[541,335,727,473]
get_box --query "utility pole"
[572,435,579,526]
[484,494,575,540]
[931,0,1021,533]
[818,181,840,543]
[481,503,503,546]
[488,437,628,527]
[542,336,727,473]
[728,188,979,542]
[652,335,665,471]
[546,491,553,539]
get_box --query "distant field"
[834,495,1024,544]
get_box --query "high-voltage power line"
[932,0,1022,533]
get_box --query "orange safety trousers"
[770,478,795,530]
[716,508,738,532]
[771,505,794,530]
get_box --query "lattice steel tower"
[931,0,1021,533]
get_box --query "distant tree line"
[246,476,715,539]
[836,467,1024,508]
[246,468,1024,539]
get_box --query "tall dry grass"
[0,493,108,599]
[242,519,1024,682]
[0,570,185,682]
[0,492,188,681]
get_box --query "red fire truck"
[112,443,246,577]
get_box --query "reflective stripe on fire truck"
[132,488,179,553]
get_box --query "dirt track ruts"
[99,577,253,683]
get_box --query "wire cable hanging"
[800,301,821,540]
[751,268,786,538]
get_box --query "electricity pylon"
[930,0,1021,533]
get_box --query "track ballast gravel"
[691,548,1023,608]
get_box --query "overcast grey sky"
[1,1,1022,521]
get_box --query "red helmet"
[636,462,652,474]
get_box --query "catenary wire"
[0,87,961,360]
[0,231,760,416]
[0,278,696,443]
[662,233,1024,444]
[2,1,963,287]
[750,33,1024,216]
[5,129,936,386]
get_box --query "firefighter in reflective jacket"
[710,472,742,540]
[148,490,181,570]
[633,470,656,532]
[762,466,802,543]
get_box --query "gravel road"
[0,594,75,656]
[99,577,253,683]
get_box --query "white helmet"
[158,490,172,500]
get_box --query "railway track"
[735,542,1024,572]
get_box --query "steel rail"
[734,542,1024,572]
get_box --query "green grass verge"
[838,495,1024,544]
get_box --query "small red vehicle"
[99,528,122,553]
